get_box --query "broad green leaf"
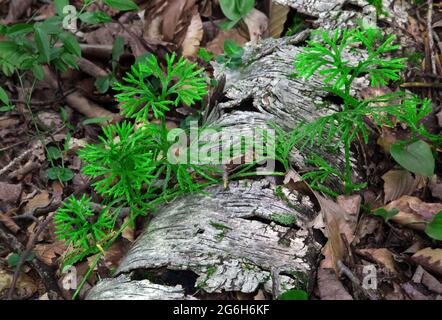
[5,23,34,37]
[95,75,111,93]
[0,105,15,112]
[374,207,399,222]
[223,40,244,59]
[103,0,139,11]
[219,0,254,21]
[59,32,81,57]
[82,116,113,126]
[0,86,9,105]
[79,11,112,24]
[54,0,69,16]
[425,211,442,241]
[34,26,51,63]
[47,146,62,161]
[390,140,435,177]
[112,36,125,61]
[47,167,74,182]
[219,0,241,21]
[279,289,308,300]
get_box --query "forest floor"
[0,0,441,300]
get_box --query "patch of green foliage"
[271,213,296,226]
[218,0,255,30]
[216,40,245,69]
[285,27,440,194]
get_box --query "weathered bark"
[87,180,321,299]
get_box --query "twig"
[9,88,77,106]
[427,0,437,74]
[401,81,442,88]
[6,212,56,299]
[0,148,33,177]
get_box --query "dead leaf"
[181,10,203,57]
[381,196,442,230]
[317,268,353,300]
[413,265,442,294]
[0,269,37,299]
[3,0,33,24]
[0,212,20,233]
[0,182,22,204]
[0,116,20,129]
[23,191,51,214]
[103,239,130,269]
[382,170,423,204]
[412,248,442,276]
[317,194,358,270]
[269,3,289,38]
[429,176,442,201]
[358,248,397,274]
[243,8,269,42]
[34,240,67,266]
[377,128,397,154]
[122,216,134,242]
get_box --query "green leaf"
[112,36,125,61]
[47,146,62,161]
[197,48,214,62]
[390,140,435,177]
[59,32,81,57]
[0,86,9,105]
[8,252,35,267]
[103,0,139,11]
[54,0,69,16]
[31,64,45,80]
[5,23,34,37]
[279,289,308,300]
[0,105,15,112]
[218,18,241,30]
[374,207,399,222]
[47,167,74,182]
[34,26,51,63]
[82,116,113,126]
[425,211,442,241]
[223,40,244,59]
[95,75,111,93]
[219,0,254,21]
[79,11,112,24]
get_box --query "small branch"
[77,58,108,79]
[0,148,33,177]
[427,0,436,74]
[9,88,77,106]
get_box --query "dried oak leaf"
[358,248,397,274]
[181,10,203,57]
[0,212,20,233]
[34,240,67,266]
[381,196,442,230]
[382,170,424,204]
[412,248,442,276]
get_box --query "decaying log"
[87,180,321,300]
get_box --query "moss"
[271,213,296,226]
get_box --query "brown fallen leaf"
[413,265,442,294]
[34,240,67,266]
[243,8,269,42]
[358,248,397,274]
[122,216,135,242]
[268,3,289,38]
[317,268,353,300]
[0,269,37,299]
[0,212,20,234]
[382,170,424,204]
[429,175,442,201]
[181,10,203,57]
[317,194,358,270]
[103,239,130,270]
[0,181,22,204]
[3,0,33,24]
[381,196,442,230]
[412,248,442,276]
[401,282,432,300]
[23,191,51,214]
[206,28,248,56]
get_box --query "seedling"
[218,0,255,29]
[216,40,245,69]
